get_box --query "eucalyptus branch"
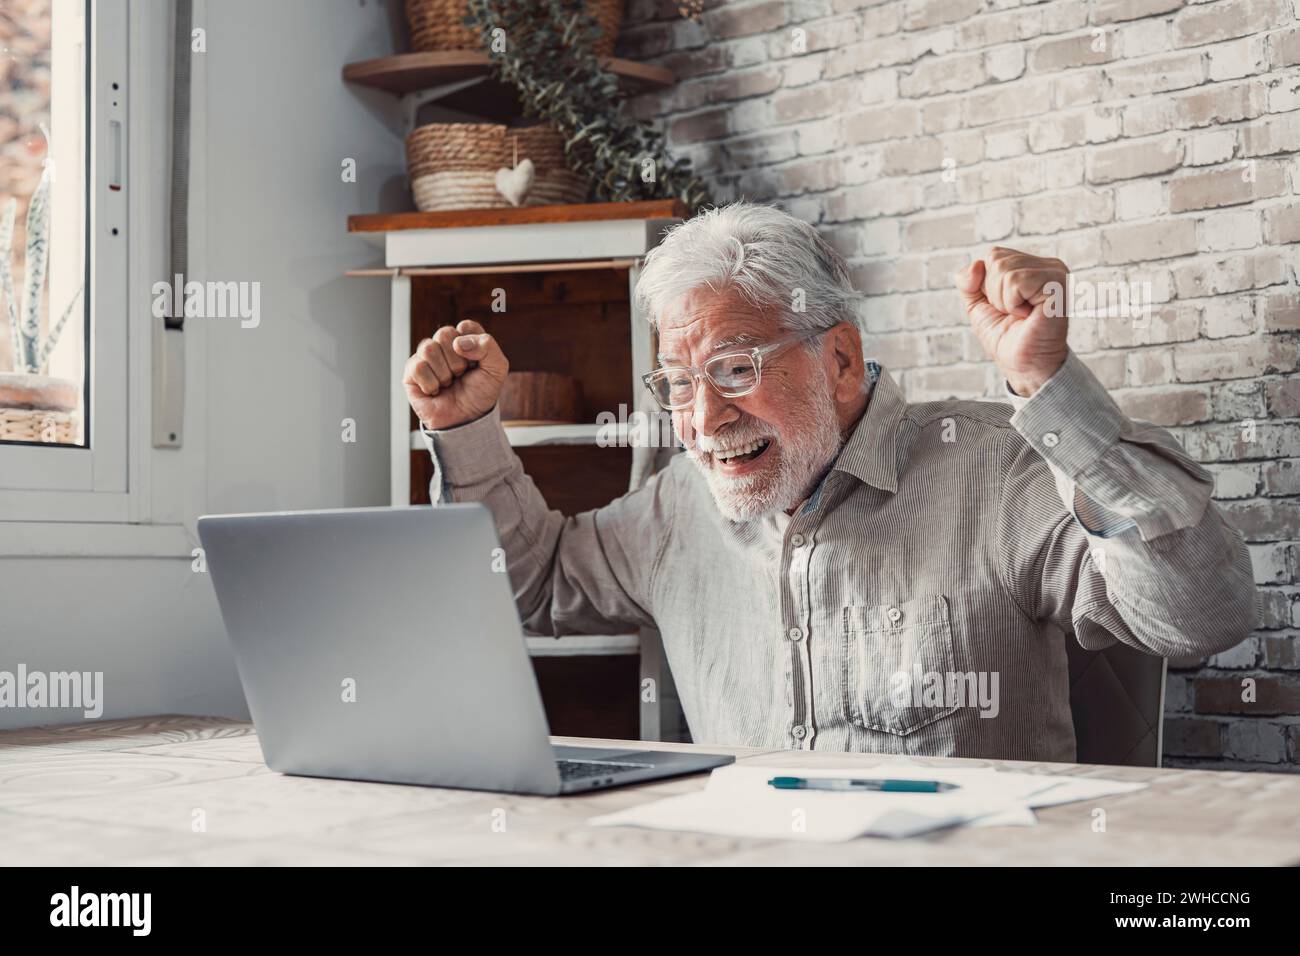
[464,0,713,212]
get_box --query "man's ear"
[827,321,865,404]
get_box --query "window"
[0,0,130,521]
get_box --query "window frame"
[0,0,134,522]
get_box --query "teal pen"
[768,776,960,793]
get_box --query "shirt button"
[787,626,804,642]
[791,724,807,740]
[887,606,903,624]
[790,533,805,547]
[1043,431,1060,447]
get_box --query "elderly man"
[403,201,1255,762]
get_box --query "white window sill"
[0,521,196,558]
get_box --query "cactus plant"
[0,159,83,376]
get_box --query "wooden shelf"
[343,50,674,101]
[526,634,640,657]
[349,199,688,234]
[411,422,661,449]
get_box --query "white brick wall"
[619,0,1300,770]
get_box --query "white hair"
[633,201,866,349]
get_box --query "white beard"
[685,379,845,523]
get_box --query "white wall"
[0,0,405,729]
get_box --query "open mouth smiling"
[710,438,774,473]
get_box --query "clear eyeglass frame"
[641,327,830,411]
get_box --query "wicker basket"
[406,122,589,212]
[0,407,77,443]
[405,0,624,58]
[0,372,80,444]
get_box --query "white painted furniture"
[349,201,687,742]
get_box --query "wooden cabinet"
[350,201,688,742]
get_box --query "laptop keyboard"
[557,758,654,781]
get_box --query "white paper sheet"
[588,763,1149,843]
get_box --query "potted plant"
[0,158,83,445]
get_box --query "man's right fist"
[403,319,509,431]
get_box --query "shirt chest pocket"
[841,595,958,736]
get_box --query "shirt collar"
[831,361,907,494]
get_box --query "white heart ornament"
[495,158,535,207]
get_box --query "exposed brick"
[1194,674,1300,715]
[706,0,786,40]
[1101,304,1200,347]
[1114,385,1212,425]
[1223,720,1287,762]
[1257,588,1295,629]
[1186,129,1237,167]
[1212,378,1267,419]
[1266,377,1300,417]
[669,108,729,143]
[1208,36,1271,81]
[1127,347,1175,386]
[902,0,983,32]
[1092,0,1184,25]
[1019,190,1114,234]
[1180,421,1300,462]
[1261,632,1300,668]
[1100,219,1198,263]
[899,51,986,97]
[1202,294,1258,337]
[1262,292,1300,333]
[904,211,977,251]
[1172,82,1268,128]
[777,156,841,194]
[840,103,921,144]
[1029,108,1121,153]
[1173,0,1292,49]
[1241,112,1300,157]
[1172,250,1288,298]
[962,80,1053,126]
[1173,336,1299,383]
[1214,463,1262,499]
[1114,179,1167,220]
[709,67,783,102]
[1164,717,1224,757]
[905,363,991,399]
[1273,27,1300,67]
[1263,460,1300,497]
[1169,161,1289,212]
[1028,33,1118,73]
[771,82,849,123]
[1221,500,1300,542]
[1106,52,1205,98]
[1264,203,1300,245]
[1086,137,1183,184]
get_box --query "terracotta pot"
[0,371,79,411]
[499,371,582,425]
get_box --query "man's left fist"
[956,247,1070,398]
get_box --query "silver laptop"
[197,504,733,795]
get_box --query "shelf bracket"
[399,77,492,136]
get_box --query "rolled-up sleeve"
[422,406,673,637]
[997,351,1258,657]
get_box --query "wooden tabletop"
[3,716,1298,865]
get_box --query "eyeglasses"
[641,327,829,411]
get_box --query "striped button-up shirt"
[423,352,1256,761]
